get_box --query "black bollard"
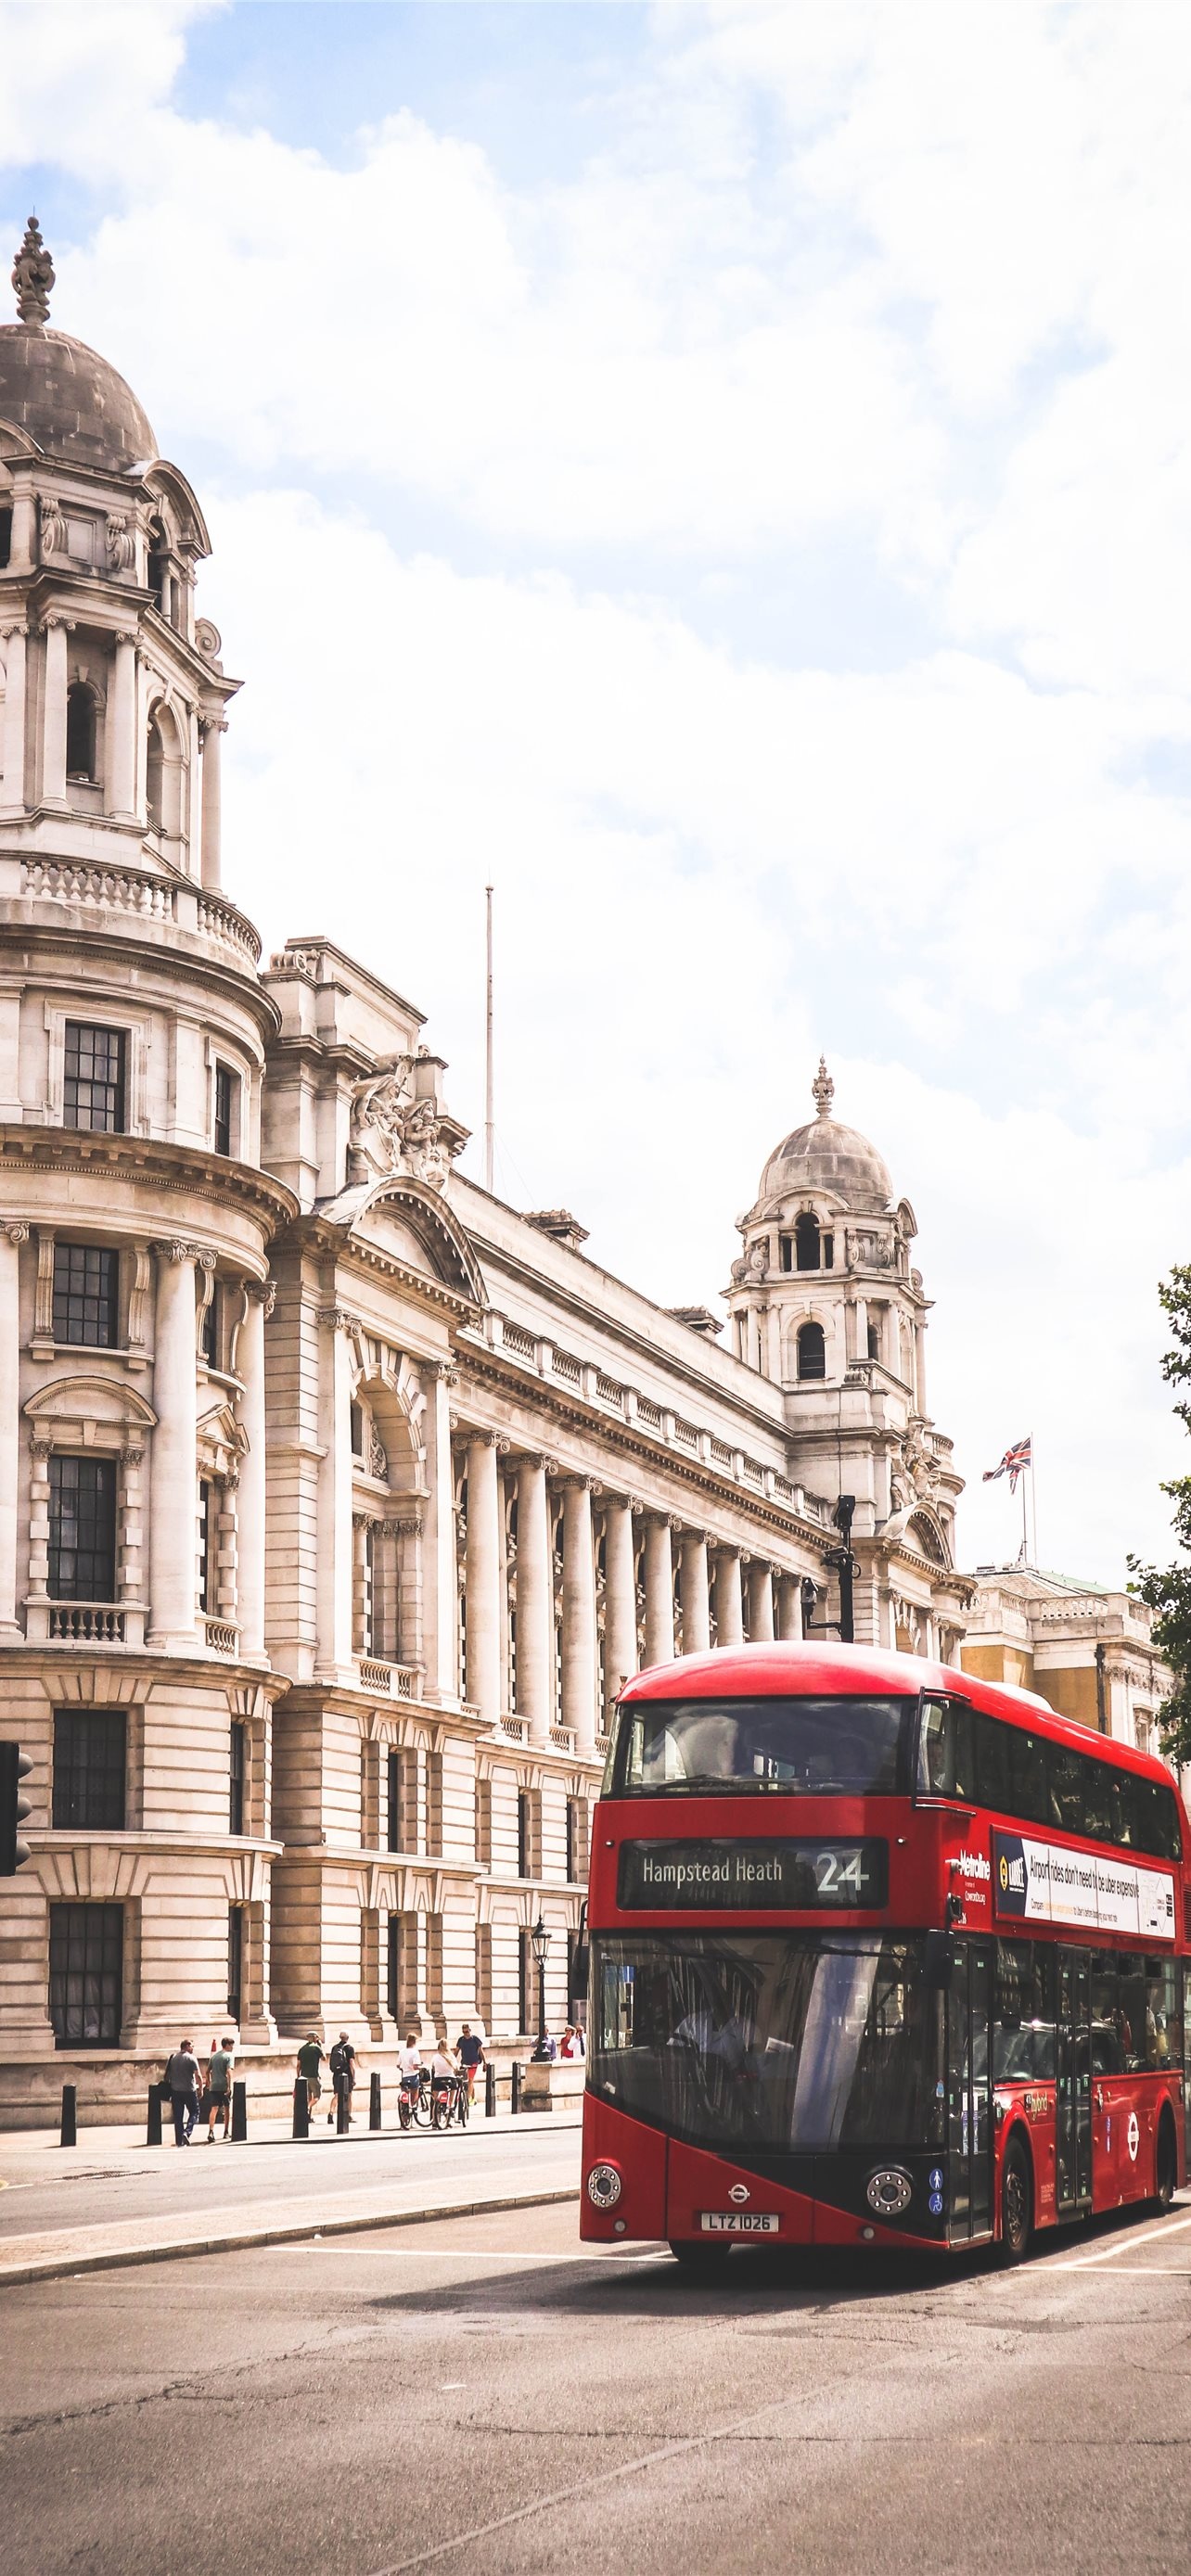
[511,2060,522,2116]
[485,2060,496,2119]
[231,2078,247,2142]
[147,2083,163,2149]
[369,2071,381,2132]
[293,2076,310,2140]
[59,2083,77,2148]
[336,2085,350,2136]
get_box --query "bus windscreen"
[592,1931,943,2152]
[604,1695,916,1799]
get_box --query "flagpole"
[483,884,494,1194]
[1020,1470,1029,1567]
[1030,1446,1038,1570]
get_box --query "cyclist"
[396,2029,423,2130]
[456,2023,484,2101]
[429,2036,461,2128]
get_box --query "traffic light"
[0,1741,32,1875]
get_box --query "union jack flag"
[983,1436,1032,1495]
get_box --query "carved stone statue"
[40,495,66,558]
[105,514,135,572]
[347,1060,454,1192]
[12,215,54,326]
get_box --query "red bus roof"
[618,1639,1180,1792]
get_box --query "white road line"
[270,2244,666,2264]
[1044,2209,1191,2272]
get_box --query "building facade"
[0,230,967,2117]
[960,1566,1172,1756]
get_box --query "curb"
[0,2184,581,2289]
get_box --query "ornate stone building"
[960,1567,1172,1755]
[0,230,967,2116]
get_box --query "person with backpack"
[328,2031,358,2126]
[164,2037,202,2147]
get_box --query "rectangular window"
[519,1927,532,2036]
[229,1721,246,1836]
[1006,1726,1049,1829]
[48,1454,117,1601]
[198,1481,213,1616]
[387,1914,403,2024]
[388,1747,417,1851]
[426,1750,443,1855]
[52,1710,126,1830]
[48,1902,122,2048]
[52,1243,119,1348]
[63,1023,125,1134]
[227,1906,244,2024]
[518,1788,531,1881]
[213,1063,236,1157]
[200,1283,220,1370]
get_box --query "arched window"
[797,1321,826,1382]
[147,518,170,617]
[146,702,184,847]
[146,714,164,832]
[795,1212,821,1271]
[66,683,96,782]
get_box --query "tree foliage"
[1128,1264,1191,1767]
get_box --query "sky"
[3,0,1190,1583]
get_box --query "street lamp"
[530,1912,552,2061]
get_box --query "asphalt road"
[6,2195,1191,2575]
[0,2115,579,2240]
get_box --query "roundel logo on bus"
[1127,2111,1140,2164]
[728,2183,750,2204]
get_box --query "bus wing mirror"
[924,1932,954,1992]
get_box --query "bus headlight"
[866,2167,912,2216]
[587,2162,622,2209]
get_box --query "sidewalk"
[0,2106,583,2289]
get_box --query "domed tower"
[727,1059,967,1655]
[0,224,295,2071]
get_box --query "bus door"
[946,1940,992,2240]
[1056,1949,1093,2217]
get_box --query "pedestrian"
[456,2022,484,2098]
[296,2032,326,2114]
[164,2036,202,2147]
[538,2025,558,2063]
[205,2034,236,2140]
[328,2030,358,2126]
[560,2022,579,2060]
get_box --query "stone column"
[147,1241,198,1648]
[747,1560,775,1640]
[109,631,138,819]
[237,1279,271,1663]
[0,1223,28,1634]
[42,615,70,807]
[602,1496,638,1719]
[465,1432,502,1726]
[561,1476,597,1755]
[314,1305,356,1679]
[200,715,225,890]
[420,1361,458,1702]
[0,625,27,815]
[515,1455,552,1747]
[713,1546,744,1649]
[642,1514,674,1667]
[679,1532,711,1655]
[352,1512,373,1656]
[775,1574,803,1641]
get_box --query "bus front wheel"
[1154,2111,1177,2214]
[669,2238,734,2275]
[998,2137,1032,2264]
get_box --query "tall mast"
[484,884,494,1193]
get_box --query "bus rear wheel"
[1154,2111,1177,2214]
[999,2139,1032,2264]
[669,2238,734,2275]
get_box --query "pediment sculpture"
[348,1061,455,1193]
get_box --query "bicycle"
[397,2067,429,2130]
[429,2069,468,2131]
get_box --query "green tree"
[1129,1265,1191,1766]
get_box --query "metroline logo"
[950,1849,991,1882]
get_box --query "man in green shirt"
[205,2037,236,2141]
[296,2034,326,2115]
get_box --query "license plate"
[699,2211,780,2234]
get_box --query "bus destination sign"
[992,1831,1176,1943]
[617,1838,888,1912]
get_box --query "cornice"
[0,1125,299,1237]
[454,1350,834,1561]
[0,1644,291,1696]
[275,1215,480,1318]
[0,899,280,1034]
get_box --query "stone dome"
[0,324,157,471]
[1,222,155,471]
[758,1060,893,1214]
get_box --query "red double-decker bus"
[580,1641,1188,2266]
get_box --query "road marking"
[1044,2210,1191,2273]
[270,2244,665,2264]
